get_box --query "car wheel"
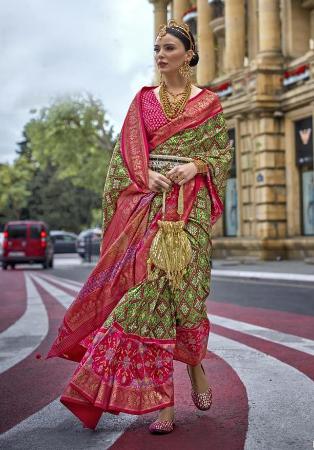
[2,263,7,270]
[42,259,48,269]
[11,264,15,269]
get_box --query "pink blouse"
[141,87,207,141]
[141,88,169,142]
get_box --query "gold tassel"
[147,184,192,291]
[162,190,166,216]
[177,184,184,216]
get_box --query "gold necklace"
[167,90,185,99]
[159,81,192,120]
[159,82,191,119]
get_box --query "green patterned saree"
[48,86,233,429]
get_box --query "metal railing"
[83,234,100,262]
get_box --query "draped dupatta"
[47,86,231,362]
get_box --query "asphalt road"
[0,254,313,450]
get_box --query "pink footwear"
[148,419,175,434]
[187,363,213,411]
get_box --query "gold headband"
[157,19,195,53]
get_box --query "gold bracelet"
[192,159,208,174]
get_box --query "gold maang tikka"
[157,19,195,53]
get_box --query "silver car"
[76,228,102,259]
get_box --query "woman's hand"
[148,169,173,193]
[166,162,197,186]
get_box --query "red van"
[2,220,54,270]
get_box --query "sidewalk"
[212,258,314,283]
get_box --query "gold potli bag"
[147,174,192,292]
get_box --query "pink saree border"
[61,386,174,417]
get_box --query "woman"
[47,19,233,434]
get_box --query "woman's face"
[154,33,192,74]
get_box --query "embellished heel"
[187,363,213,411]
[148,419,175,434]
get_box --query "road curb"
[211,269,314,283]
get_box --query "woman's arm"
[165,109,233,203]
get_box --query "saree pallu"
[48,86,233,428]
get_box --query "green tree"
[0,93,115,231]
[25,93,114,194]
[26,162,100,233]
[0,156,34,222]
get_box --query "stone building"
[148,0,314,260]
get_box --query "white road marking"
[29,274,75,309]
[0,398,138,450]
[209,314,314,357]
[34,273,81,292]
[54,256,83,266]
[211,276,314,290]
[208,332,314,450]
[0,274,49,374]
[212,269,314,283]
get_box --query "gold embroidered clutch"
[147,154,193,291]
[149,153,208,175]
[148,154,194,175]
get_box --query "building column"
[310,10,314,41]
[150,0,169,38]
[247,0,259,61]
[257,0,282,60]
[149,0,170,84]
[210,7,225,77]
[224,0,245,71]
[196,0,215,85]
[302,0,314,41]
[173,0,190,22]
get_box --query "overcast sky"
[0,0,155,164]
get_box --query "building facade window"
[295,117,314,236]
[224,128,238,236]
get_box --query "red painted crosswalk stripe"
[0,271,26,334]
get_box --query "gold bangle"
[192,159,208,174]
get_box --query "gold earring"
[158,69,164,85]
[179,60,192,82]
